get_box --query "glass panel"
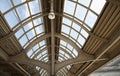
[0,0,12,13]
[75,5,87,21]
[24,22,33,31]
[64,0,75,15]
[26,29,35,40]
[33,18,42,25]
[78,0,91,7]
[19,35,28,46]
[62,25,70,35]
[39,40,45,46]
[85,11,97,28]
[78,35,85,46]
[63,17,72,26]
[72,23,81,32]
[15,29,24,38]
[27,49,33,57]
[59,50,65,55]
[29,0,40,15]
[60,40,67,46]
[13,0,26,5]
[90,0,106,14]
[67,44,73,51]
[81,29,89,38]
[73,49,78,56]
[70,29,78,39]
[4,11,19,28]
[16,4,30,20]
[35,25,44,34]
[33,44,39,51]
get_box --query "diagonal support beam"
[9,52,50,73]
[0,48,31,76]
[55,51,95,73]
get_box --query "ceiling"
[0,0,120,76]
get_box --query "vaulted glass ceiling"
[0,0,106,76]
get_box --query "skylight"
[0,0,42,29]
[62,0,106,49]
[58,40,78,62]
[27,40,49,63]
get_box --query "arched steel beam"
[0,13,107,42]
[55,51,94,73]
[9,52,50,73]
[0,13,48,42]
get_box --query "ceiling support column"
[50,0,55,75]
[51,19,55,76]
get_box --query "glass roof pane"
[67,44,73,51]
[19,35,28,46]
[72,23,81,32]
[78,35,85,46]
[16,4,30,20]
[27,49,33,57]
[26,29,36,40]
[0,0,12,13]
[24,22,33,31]
[73,49,78,56]
[29,0,40,15]
[90,0,106,14]
[33,44,39,51]
[70,29,78,39]
[81,29,89,38]
[62,25,70,35]
[75,5,87,21]
[13,0,26,5]
[15,29,24,38]
[35,25,44,34]
[33,18,42,25]
[59,50,65,55]
[4,11,19,28]
[39,40,45,46]
[60,40,67,46]
[64,0,76,15]
[78,0,91,7]
[63,17,72,26]
[85,11,97,28]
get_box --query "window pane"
[27,50,33,57]
[35,25,44,34]
[60,40,67,46]
[75,5,87,21]
[0,0,12,13]
[90,0,106,14]
[62,25,70,35]
[67,44,73,51]
[26,29,35,40]
[85,11,97,28]
[33,18,42,25]
[33,44,39,51]
[70,29,78,39]
[29,0,40,15]
[19,35,28,46]
[15,29,24,38]
[16,4,30,20]
[4,11,18,28]
[78,0,91,7]
[81,29,89,38]
[13,0,26,5]
[72,23,81,32]
[24,22,33,31]
[39,40,45,46]
[64,0,75,15]
[63,17,72,26]
[78,35,85,46]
